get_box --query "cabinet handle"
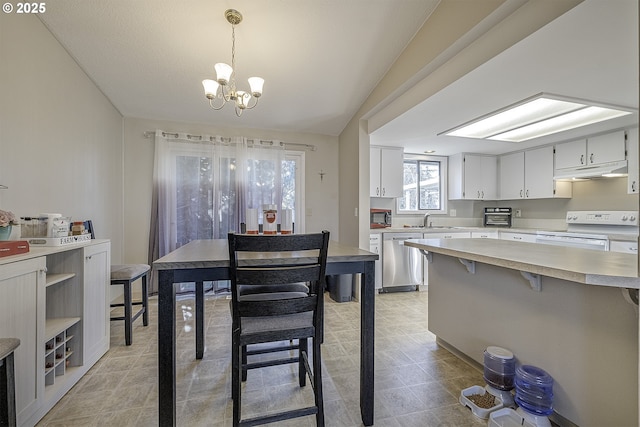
[481,191,484,199]
[40,267,48,274]
[477,191,480,198]
[633,181,637,192]
[376,187,379,196]
[85,255,92,260]
[590,153,594,164]
[580,154,585,165]
[526,189,529,198]
[520,189,523,198]
[382,187,385,196]
[514,236,522,240]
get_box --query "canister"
[245,208,259,234]
[262,204,278,235]
[280,209,293,234]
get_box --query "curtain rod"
[143,130,316,151]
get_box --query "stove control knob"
[621,215,628,221]
[630,215,636,222]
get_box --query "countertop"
[0,239,110,265]
[405,238,640,289]
[371,226,638,241]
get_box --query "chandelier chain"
[230,23,236,93]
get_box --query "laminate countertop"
[405,237,640,289]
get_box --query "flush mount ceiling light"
[202,9,264,117]
[440,93,634,142]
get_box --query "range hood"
[553,159,628,181]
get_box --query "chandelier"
[202,9,264,117]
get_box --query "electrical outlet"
[450,209,457,217]
[515,209,522,217]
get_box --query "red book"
[0,241,30,258]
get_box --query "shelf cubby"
[44,317,81,387]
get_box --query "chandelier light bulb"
[236,91,250,109]
[214,63,233,85]
[248,77,264,98]
[202,79,220,98]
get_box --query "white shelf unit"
[43,250,83,395]
[44,317,81,387]
[0,240,110,426]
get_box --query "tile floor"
[37,290,489,426]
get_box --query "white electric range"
[535,211,639,252]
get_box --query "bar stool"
[110,264,150,345]
[0,338,19,427]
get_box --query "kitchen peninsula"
[405,238,638,427]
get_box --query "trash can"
[326,275,352,302]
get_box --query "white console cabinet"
[0,240,110,426]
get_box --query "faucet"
[423,212,431,228]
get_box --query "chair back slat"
[233,233,325,253]
[237,265,321,286]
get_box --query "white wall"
[122,117,339,264]
[0,14,124,262]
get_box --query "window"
[397,155,447,214]
[164,142,304,247]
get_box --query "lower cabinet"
[83,242,110,363]
[0,257,46,425]
[0,240,110,426]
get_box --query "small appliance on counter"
[484,207,512,227]
[370,208,392,228]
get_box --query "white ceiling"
[371,0,639,156]
[37,0,439,136]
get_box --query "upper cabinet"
[500,146,571,200]
[555,130,626,169]
[370,146,403,198]
[449,153,497,200]
[627,127,639,194]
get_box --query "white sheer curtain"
[148,130,286,277]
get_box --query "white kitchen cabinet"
[83,242,110,363]
[370,146,403,198]
[499,231,537,243]
[0,257,46,425]
[500,146,571,200]
[471,231,499,239]
[627,127,639,194]
[449,153,497,200]
[369,234,382,289]
[0,240,111,426]
[555,130,626,170]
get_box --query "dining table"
[153,238,378,426]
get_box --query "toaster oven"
[483,207,512,227]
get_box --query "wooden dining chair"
[227,230,330,427]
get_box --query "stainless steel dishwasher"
[382,233,422,292]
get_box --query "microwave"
[370,209,392,228]
[483,207,512,227]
